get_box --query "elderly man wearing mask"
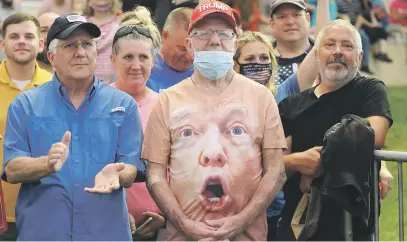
[142,1,287,241]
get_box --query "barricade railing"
[373,150,407,242]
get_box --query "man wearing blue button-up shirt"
[2,14,145,241]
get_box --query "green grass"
[379,86,407,241]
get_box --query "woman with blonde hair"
[234,31,278,93]
[120,7,161,48]
[82,0,122,83]
[110,6,164,241]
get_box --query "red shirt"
[390,0,407,26]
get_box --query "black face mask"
[36,51,50,65]
[239,63,273,86]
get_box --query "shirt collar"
[51,74,99,100]
[0,60,45,87]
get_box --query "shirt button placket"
[71,120,81,238]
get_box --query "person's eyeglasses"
[56,40,97,51]
[113,25,153,46]
[191,29,235,40]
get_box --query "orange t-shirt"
[142,73,287,241]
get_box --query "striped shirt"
[336,0,363,24]
[90,16,120,83]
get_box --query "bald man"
[146,7,194,93]
[37,12,59,73]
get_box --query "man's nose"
[17,37,27,44]
[334,45,344,55]
[285,15,295,25]
[208,32,221,46]
[74,44,87,57]
[200,126,227,167]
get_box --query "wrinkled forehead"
[192,15,233,32]
[322,26,356,43]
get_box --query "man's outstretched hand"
[85,162,126,194]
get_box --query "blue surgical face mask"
[193,50,235,80]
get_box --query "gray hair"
[112,33,154,56]
[48,39,59,54]
[315,19,363,55]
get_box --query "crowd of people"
[0,0,398,241]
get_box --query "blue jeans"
[379,17,389,30]
[359,29,371,67]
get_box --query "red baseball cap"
[188,0,237,34]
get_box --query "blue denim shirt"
[2,75,145,240]
[268,73,300,217]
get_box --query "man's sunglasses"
[112,25,153,46]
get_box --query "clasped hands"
[47,131,125,194]
[180,214,248,241]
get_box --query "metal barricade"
[373,150,407,242]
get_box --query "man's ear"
[358,51,364,65]
[110,53,116,68]
[269,17,275,29]
[0,38,4,53]
[162,29,169,42]
[185,38,194,55]
[38,37,45,53]
[47,51,55,67]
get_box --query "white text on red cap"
[198,2,229,12]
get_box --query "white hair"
[48,39,59,54]
[315,19,363,55]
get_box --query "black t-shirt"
[277,75,393,238]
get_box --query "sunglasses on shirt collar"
[113,25,153,46]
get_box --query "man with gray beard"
[277,19,393,241]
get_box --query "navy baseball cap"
[46,14,101,48]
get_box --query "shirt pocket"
[28,117,66,156]
[87,116,126,164]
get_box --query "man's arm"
[235,148,286,227]
[367,116,393,198]
[283,136,322,177]
[3,98,54,184]
[118,164,137,188]
[116,102,145,184]
[297,0,330,91]
[367,116,390,149]
[4,156,52,184]
[146,162,186,231]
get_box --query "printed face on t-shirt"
[167,101,260,220]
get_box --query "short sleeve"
[117,100,146,175]
[275,72,300,104]
[359,81,393,126]
[262,89,287,150]
[2,98,31,181]
[141,94,171,164]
